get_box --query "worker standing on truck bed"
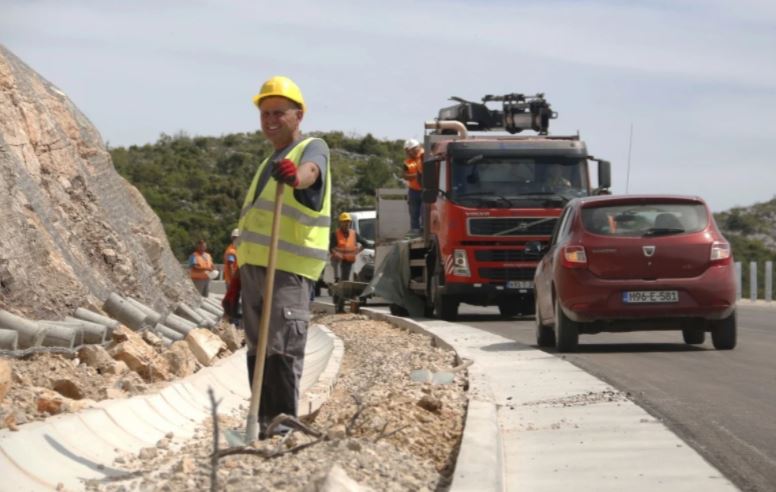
[403,138,424,234]
[329,212,369,282]
[222,75,331,439]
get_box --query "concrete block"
[185,328,226,366]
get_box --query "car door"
[536,204,574,321]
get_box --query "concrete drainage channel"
[0,322,343,491]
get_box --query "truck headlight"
[453,249,470,277]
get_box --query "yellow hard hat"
[252,76,306,112]
[338,212,352,222]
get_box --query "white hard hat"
[231,228,240,238]
[403,138,420,150]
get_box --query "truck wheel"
[682,328,705,345]
[535,297,555,347]
[711,311,737,350]
[554,299,578,352]
[431,259,458,321]
[389,304,409,317]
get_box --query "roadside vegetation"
[110,131,404,261]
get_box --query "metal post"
[750,261,757,302]
[766,261,773,302]
[734,262,742,300]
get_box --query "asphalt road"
[454,303,776,492]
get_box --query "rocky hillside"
[0,45,200,319]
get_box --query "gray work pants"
[240,264,312,421]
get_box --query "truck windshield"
[450,156,588,206]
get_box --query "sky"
[2,0,775,212]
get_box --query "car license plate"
[507,280,533,289]
[622,290,679,303]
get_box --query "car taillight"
[562,245,587,269]
[710,241,731,265]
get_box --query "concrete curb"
[0,324,344,491]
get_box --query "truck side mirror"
[422,158,440,204]
[597,160,611,190]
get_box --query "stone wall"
[0,45,200,319]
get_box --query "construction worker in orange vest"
[329,212,369,282]
[223,228,240,285]
[403,138,424,234]
[188,239,214,296]
[222,229,241,325]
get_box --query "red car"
[532,194,737,352]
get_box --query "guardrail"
[735,260,774,301]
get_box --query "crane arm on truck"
[438,93,557,135]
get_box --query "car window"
[581,203,708,237]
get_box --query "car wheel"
[389,303,409,317]
[711,311,737,350]
[431,254,458,321]
[554,298,579,353]
[535,296,555,347]
[682,328,705,345]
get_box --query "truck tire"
[682,328,705,345]
[554,299,578,352]
[431,256,458,321]
[389,304,409,317]
[711,311,737,350]
[535,297,555,347]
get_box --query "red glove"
[222,274,241,318]
[271,159,300,187]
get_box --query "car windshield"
[357,218,375,242]
[450,156,589,207]
[581,203,708,237]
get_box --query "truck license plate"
[507,280,533,289]
[622,290,679,303]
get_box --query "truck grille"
[479,268,536,280]
[475,250,535,262]
[469,217,557,236]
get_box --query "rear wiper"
[643,227,685,237]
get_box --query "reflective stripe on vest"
[333,228,357,262]
[236,138,331,280]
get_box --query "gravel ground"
[84,313,468,491]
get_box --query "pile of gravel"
[85,313,468,491]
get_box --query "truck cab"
[376,93,611,320]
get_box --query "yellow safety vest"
[237,138,331,280]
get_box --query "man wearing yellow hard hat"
[329,212,369,283]
[222,75,331,439]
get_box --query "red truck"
[374,93,611,320]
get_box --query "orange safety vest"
[404,150,424,191]
[332,229,357,263]
[223,244,238,284]
[190,251,213,280]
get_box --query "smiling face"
[259,96,303,149]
